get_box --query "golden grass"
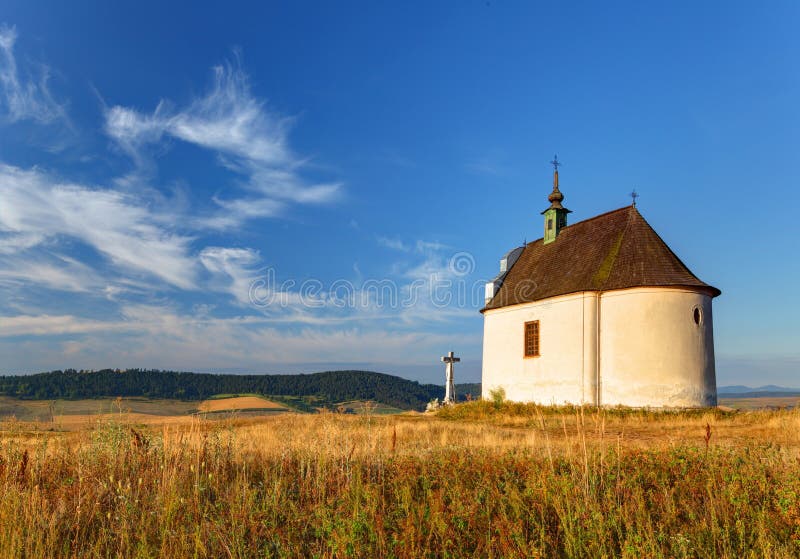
[54,413,197,429]
[0,403,798,557]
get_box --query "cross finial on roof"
[550,155,561,189]
[630,189,639,207]
[542,154,571,243]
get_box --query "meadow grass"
[0,403,798,558]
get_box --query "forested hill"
[0,369,449,411]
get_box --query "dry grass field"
[0,401,798,557]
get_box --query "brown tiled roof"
[483,206,720,312]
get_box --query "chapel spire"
[549,155,563,206]
[541,154,571,244]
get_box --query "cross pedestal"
[440,351,460,404]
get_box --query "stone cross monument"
[441,351,460,405]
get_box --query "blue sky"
[0,1,798,385]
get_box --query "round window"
[693,307,702,325]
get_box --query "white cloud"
[170,64,291,166]
[200,196,285,229]
[0,252,99,293]
[376,236,409,252]
[0,164,197,289]
[0,231,44,254]
[200,246,260,304]
[0,54,344,300]
[103,102,169,160]
[0,306,477,371]
[0,314,130,336]
[376,236,450,255]
[0,24,66,124]
[414,240,449,253]
[103,59,341,228]
[239,237,483,328]
[0,42,481,376]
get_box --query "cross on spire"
[550,155,561,190]
[542,153,571,244]
[630,189,639,207]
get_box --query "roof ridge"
[569,205,632,228]
[525,205,632,247]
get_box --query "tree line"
[0,369,469,411]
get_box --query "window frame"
[523,320,540,358]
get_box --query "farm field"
[0,401,798,557]
[1,391,792,430]
[0,396,199,424]
[0,395,298,429]
[197,395,289,413]
[718,395,800,410]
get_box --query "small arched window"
[693,307,702,326]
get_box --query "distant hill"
[0,369,453,411]
[719,385,800,397]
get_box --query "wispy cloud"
[104,58,341,227]
[0,306,477,372]
[238,237,481,328]
[201,196,285,229]
[376,236,410,252]
[0,35,479,378]
[0,24,67,124]
[0,252,99,293]
[0,314,130,336]
[0,164,197,289]
[200,246,261,305]
[0,50,346,304]
[376,236,449,254]
[0,231,43,254]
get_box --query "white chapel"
[481,158,720,407]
